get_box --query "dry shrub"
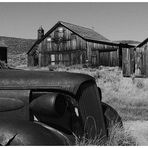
[68,64,84,69]
[75,123,137,146]
[136,80,145,89]
[0,60,9,69]
[48,64,66,71]
[106,123,137,146]
[8,53,27,67]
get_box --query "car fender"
[0,119,71,145]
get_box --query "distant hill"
[114,40,140,46]
[0,36,35,55]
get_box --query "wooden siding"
[99,50,118,66]
[87,41,119,66]
[122,48,135,77]
[135,44,148,77]
[145,43,148,77]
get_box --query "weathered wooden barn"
[134,38,148,77]
[0,41,7,63]
[27,21,126,68]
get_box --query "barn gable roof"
[27,21,120,54]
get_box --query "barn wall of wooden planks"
[122,47,135,77]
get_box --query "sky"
[0,2,148,42]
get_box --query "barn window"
[47,37,52,51]
[51,54,55,65]
[47,37,52,42]
[58,27,64,38]
[58,27,63,32]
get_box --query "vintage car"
[0,70,122,145]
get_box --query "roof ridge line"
[59,21,109,41]
[59,21,95,32]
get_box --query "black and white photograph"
[0,1,147,145]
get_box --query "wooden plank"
[135,48,142,76]
[145,43,148,77]
[122,48,131,77]
[118,46,122,68]
[86,42,92,65]
[129,48,135,75]
[99,51,119,67]
[141,48,145,75]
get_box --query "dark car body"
[0,70,122,145]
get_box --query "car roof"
[0,70,95,95]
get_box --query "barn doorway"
[119,46,122,68]
[0,47,7,63]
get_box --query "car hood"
[0,70,94,95]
